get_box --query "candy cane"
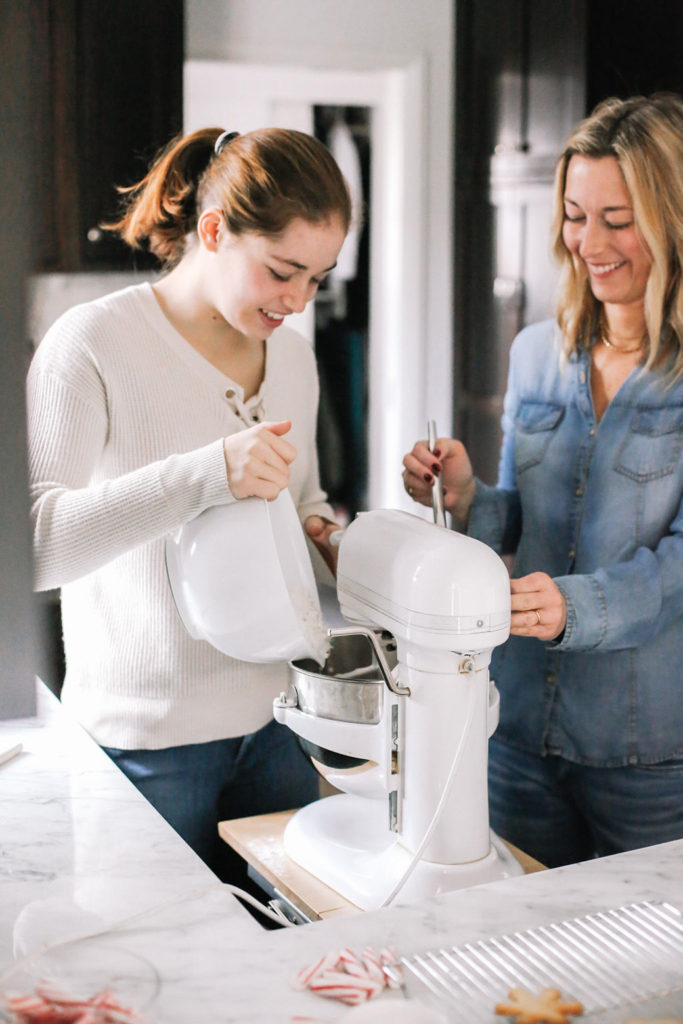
[293,944,402,1006]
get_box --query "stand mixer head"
[274,508,524,911]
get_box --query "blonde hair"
[104,127,352,268]
[551,93,683,382]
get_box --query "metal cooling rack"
[400,900,683,1021]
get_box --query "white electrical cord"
[224,883,298,927]
[380,676,479,907]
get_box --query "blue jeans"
[103,719,319,886]
[488,737,683,868]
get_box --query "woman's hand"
[510,572,567,641]
[402,437,476,527]
[305,515,343,576]
[223,420,296,500]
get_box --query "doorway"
[184,58,427,511]
[313,105,371,522]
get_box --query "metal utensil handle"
[427,420,446,527]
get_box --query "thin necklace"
[600,315,647,355]
[600,332,645,354]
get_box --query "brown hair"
[105,127,352,268]
[551,93,683,382]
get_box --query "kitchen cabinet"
[34,0,184,272]
[453,0,586,485]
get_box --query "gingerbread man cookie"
[495,987,584,1024]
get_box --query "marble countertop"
[1,682,682,1023]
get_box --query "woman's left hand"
[509,572,567,641]
[305,515,343,576]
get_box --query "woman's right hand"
[402,436,476,527]
[223,420,296,500]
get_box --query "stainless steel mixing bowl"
[289,629,398,725]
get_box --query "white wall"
[186,1,455,506]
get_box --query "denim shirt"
[469,319,683,766]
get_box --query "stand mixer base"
[284,793,524,912]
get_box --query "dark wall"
[35,0,184,272]
[586,0,683,108]
[0,7,40,718]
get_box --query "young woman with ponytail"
[27,127,351,884]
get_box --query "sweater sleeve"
[28,362,233,593]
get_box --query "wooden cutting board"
[219,808,545,922]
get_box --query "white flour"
[290,585,330,667]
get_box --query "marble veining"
[1,682,682,1023]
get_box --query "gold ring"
[534,609,542,626]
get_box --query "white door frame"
[185,59,427,510]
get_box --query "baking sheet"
[401,900,683,1022]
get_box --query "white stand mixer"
[273,507,524,912]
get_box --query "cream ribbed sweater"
[27,283,333,749]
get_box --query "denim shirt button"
[546,673,555,684]
[575,486,583,496]
[628,755,639,765]
[568,549,575,559]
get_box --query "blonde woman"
[28,127,350,885]
[403,94,683,868]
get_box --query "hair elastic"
[214,130,240,155]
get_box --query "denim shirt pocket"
[614,406,683,481]
[514,401,565,473]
